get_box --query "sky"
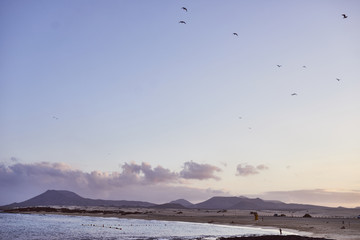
[1,0,360,208]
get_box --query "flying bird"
[291,93,298,96]
[342,14,348,19]
[182,7,188,12]
[302,65,307,68]
[233,32,238,36]
[336,78,340,81]
[277,65,282,67]
[179,21,186,24]
[52,116,59,120]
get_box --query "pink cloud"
[180,161,222,180]
[236,163,269,176]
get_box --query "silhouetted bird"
[291,93,298,96]
[52,116,59,120]
[182,7,188,12]
[277,65,282,67]
[302,66,307,68]
[342,14,348,19]
[336,78,340,81]
[179,21,186,24]
[233,33,238,36]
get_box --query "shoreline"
[3,207,360,240]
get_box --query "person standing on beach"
[279,228,282,235]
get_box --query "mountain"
[194,196,329,210]
[169,199,194,208]
[195,196,244,209]
[0,190,156,209]
[1,190,332,211]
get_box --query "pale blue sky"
[1,0,360,207]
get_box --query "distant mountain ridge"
[1,190,156,209]
[194,196,326,210]
[0,190,333,210]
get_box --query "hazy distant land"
[1,190,360,240]
[1,190,353,210]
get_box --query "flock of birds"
[81,223,122,230]
[51,7,349,125]
[177,6,347,99]
[176,6,349,129]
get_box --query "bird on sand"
[342,14,348,19]
[179,21,186,24]
[291,93,298,96]
[182,7,188,12]
[233,32,238,36]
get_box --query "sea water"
[0,213,290,240]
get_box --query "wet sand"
[4,207,360,240]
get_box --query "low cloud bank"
[1,161,358,208]
[0,160,224,205]
[260,189,360,208]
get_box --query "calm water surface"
[0,213,289,240]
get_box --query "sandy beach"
[4,207,360,240]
